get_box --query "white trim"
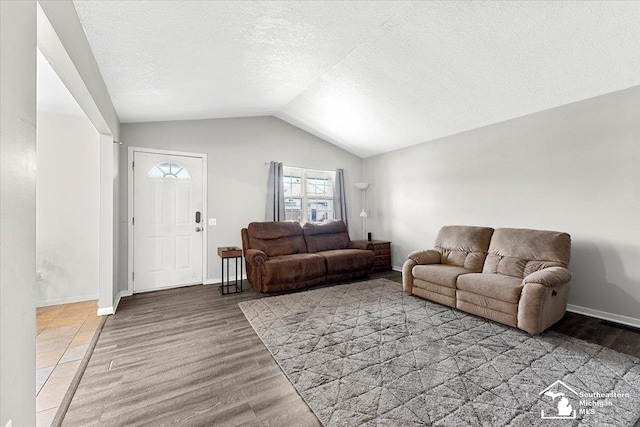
[127,147,208,295]
[98,289,133,316]
[566,304,640,329]
[36,294,98,308]
[134,281,202,294]
[113,289,132,314]
[203,273,247,286]
[99,134,115,317]
[97,306,114,316]
[392,265,402,273]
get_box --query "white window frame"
[283,166,335,224]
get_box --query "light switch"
[208,218,216,226]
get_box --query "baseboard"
[36,293,99,308]
[96,290,133,316]
[97,306,114,316]
[204,274,247,286]
[392,266,402,273]
[566,304,640,329]
[113,289,132,313]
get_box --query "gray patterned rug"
[238,279,640,426]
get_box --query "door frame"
[127,146,208,294]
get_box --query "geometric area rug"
[239,279,640,426]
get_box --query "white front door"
[133,151,204,292]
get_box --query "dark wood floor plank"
[62,271,640,426]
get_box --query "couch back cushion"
[435,226,495,272]
[303,220,350,253]
[483,228,571,278]
[246,221,307,257]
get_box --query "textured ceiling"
[73,1,640,158]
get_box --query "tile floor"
[36,300,101,427]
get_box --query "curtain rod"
[264,162,338,173]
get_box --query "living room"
[2,1,639,426]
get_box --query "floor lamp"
[355,182,369,240]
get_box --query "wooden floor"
[62,271,640,426]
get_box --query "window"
[283,167,335,224]
[148,161,191,179]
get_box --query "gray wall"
[363,86,640,321]
[36,112,100,306]
[120,116,364,289]
[1,1,36,425]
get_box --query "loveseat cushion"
[318,249,373,275]
[261,253,326,287]
[435,226,494,272]
[412,265,473,288]
[482,228,571,279]
[303,220,350,252]
[247,221,308,257]
[457,273,523,304]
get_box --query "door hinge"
[132,217,135,225]
[132,272,134,280]
[132,161,135,169]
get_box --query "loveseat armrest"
[245,249,268,266]
[522,267,572,287]
[349,241,374,250]
[407,249,441,265]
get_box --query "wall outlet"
[208,218,216,226]
[36,271,43,280]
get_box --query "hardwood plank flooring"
[62,271,640,426]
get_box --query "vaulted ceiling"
[73,1,640,158]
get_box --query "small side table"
[354,240,392,272]
[218,246,243,295]
[370,240,392,272]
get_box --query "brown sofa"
[402,225,572,334]
[241,220,374,293]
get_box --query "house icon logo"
[539,380,578,419]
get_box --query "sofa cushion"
[318,249,373,275]
[247,221,308,257]
[261,253,326,287]
[435,225,494,272]
[303,220,350,252]
[482,228,571,278]
[411,265,473,288]
[457,273,524,304]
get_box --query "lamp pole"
[355,182,369,240]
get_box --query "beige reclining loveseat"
[402,225,572,334]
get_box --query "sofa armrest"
[245,249,268,266]
[522,267,571,287]
[518,281,570,335]
[407,249,441,265]
[349,241,374,250]
[402,259,417,293]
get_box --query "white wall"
[1,1,37,425]
[36,112,100,306]
[38,0,120,141]
[120,116,364,288]
[38,0,122,313]
[364,86,640,322]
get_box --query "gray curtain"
[266,161,285,221]
[333,168,348,228]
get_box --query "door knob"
[195,227,202,232]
